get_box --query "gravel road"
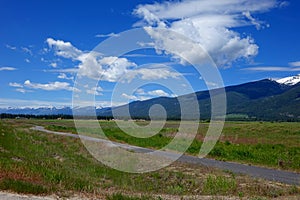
[31,126,300,185]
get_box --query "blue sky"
[1,0,300,108]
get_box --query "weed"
[106,193,153,200]
[0,179,48,194]
[203,175,237,195]
[32,120,300,170]
[0,119,299,199]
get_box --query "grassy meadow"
[0,119,299,199]
[42,119,300,171]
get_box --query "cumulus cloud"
[21,47,33,55]
[122,65,180,82]
[47,38,141,82]
[47,38,179,83]
[134,0,278,21]
[24,80,77,91]
[134,0,282,67]
[0,98,71,108]
[95,32,120,38]
[5,44,17,50]
[121,93,143,101]
[9,82,23,87]
[77,54,137,82]
[148,89,170,97]
[289,61,300,67]
[86,86,103,96]
[15,88,32,94]
[122,88,175,101]
[50,62,58,68]
[57,73,74,80]
[46,38,82,60]
[45,68,79,73]
[243,66,300,72]
[9,80,78,92]
[0,67,17,71]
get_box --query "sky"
[1,0,300,108]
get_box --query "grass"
[46,124,77,134]
[206,141,300,170]
[106,193,153,200]
[0,179,48,195]
[0,119,299,199]
[203,175,237,195]
[38,119,300,171]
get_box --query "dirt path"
[31,126,300,186]
[0,191,53,200]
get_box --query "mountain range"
[1,75,300,121]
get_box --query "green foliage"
[35,120,300,170]
[203,175,237,195]
[106,193,153,200]
[46,124,77,134]
[0,179,48,195]
[0,120,200,196]
[0,119,299,198]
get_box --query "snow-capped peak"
[276,74,300,86]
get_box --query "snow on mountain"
[0,106,73,115]
[0,106,106,116]
[276,74,300,86]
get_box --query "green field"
[41,120,300,171]
[0,119,299,199]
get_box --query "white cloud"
[21,47,33,55]
[243,11,266,29]
[122,93,138,100]
[10,79,79,92]
[122,88,174,101]
[46,38,82,60]
[134,0,281,67]
[15,88,26,93]
[0,98,125,109]
[77,54,137,82]
[5,44,17,50]
[121,93,151,101]
[50,62,58,68]
[22,80,77,91]
[9,82,23,87]
[46,38,184,87]
[57,73,74,80]
[206,81,221,88]
[123,53,160,58]
[45,68,79,73]
[148,89,169,97]
[135,88,146,95]
[86,86,103,96]
[122,65,180,82]
[289,61,300,67]
[47,38,181,83]
[243,66,300,72]
[15,88,33,94]
[279,1,290,8]
[25,58,30,63]
[9,82,33,93]
[0,98,71,108]
[95,32,120,38]
[41,48,49,54]
[134,0,278,22]
[47,38,139,82]
[0,67,17,71]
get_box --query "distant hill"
[1,75,300,121]
[98,76,300,121]
[0,106,73,116]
